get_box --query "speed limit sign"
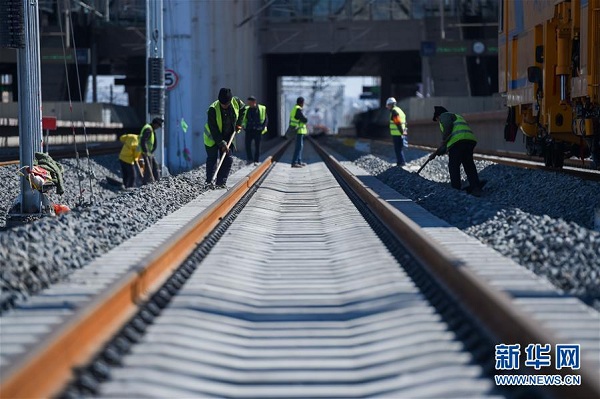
[165,69,179,91]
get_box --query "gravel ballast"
[2,138,598,312]
[321,137,600,310]
[0,154,246,310]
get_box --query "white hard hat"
[386,97,397,106]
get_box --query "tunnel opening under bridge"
[265,51,422,138]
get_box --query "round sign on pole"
[165,69,179,91]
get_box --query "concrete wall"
[348,96,525,154]
[397,96,506,120]
[164,0,264,173]
[407,110,527,154]
[261,20,422,54]
[391,96,525,154]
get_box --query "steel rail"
[0,139,290,399]
[309,137,600,399]
[355,137,598,178]
[0,142,123,164]
[409,143,600,181]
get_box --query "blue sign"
[421,41,436,57]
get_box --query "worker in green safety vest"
[139,117,163,184]
[203,88,245,189]
[290,96,308,168]
[242,95,268,165]
[429,106,483,197]
[385,97,408,166]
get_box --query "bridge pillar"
[164,0,263,173]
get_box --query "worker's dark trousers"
[292,133,305,164]
[142,154,159,184]
[205,144,233,185]
[448,140,480,190]
[245,129,262,163]
[392,135,407,166]
[120,160,136,188]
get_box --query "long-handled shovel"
[134,159,143,176]
[134,159,144,184]
[211,130,239,185]
[416,156,433,175]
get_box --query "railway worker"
[204,87,245,189]
[429,106,483,197]
[385,97,408,167]
[242,95,268,165]
[118,133,141,188]
[290,96,308,168]
[139,117,163,184]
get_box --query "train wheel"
[526,137,537,156]
[592,125,600,169]
[592,142,600,169]
[542,140,564,169]
[552,142,565,169]
[542,140,553,167]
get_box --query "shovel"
[415,156,434,175]
[211,129,239,185]
[134,159,143,178]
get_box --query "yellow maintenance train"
[499,0,599,168]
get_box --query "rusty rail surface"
[309,137,600,399]
[0,139,290,399]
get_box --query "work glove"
[435,143,449,156]
[219,141,229,154]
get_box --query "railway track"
[0,142,122,165]
[402,142,600,182]
[0,139,598,398]
[345,137,600,181]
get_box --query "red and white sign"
[165,69,179,91]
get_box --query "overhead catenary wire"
[56,0,85,206]
[67,4,95,204]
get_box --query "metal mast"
[146,0,167,176]
[18,0,43,213]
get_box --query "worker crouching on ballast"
[429,106,483,197]
[119,133,142,188]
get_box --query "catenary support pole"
[146,0,168,177]
[17,0,43,213]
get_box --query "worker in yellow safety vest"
[242,95,268,165]
[203,88,245,188]
[290,96,308,168]
[385,97,408,166]
[429,106,483,197]
[139,117,163,184]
